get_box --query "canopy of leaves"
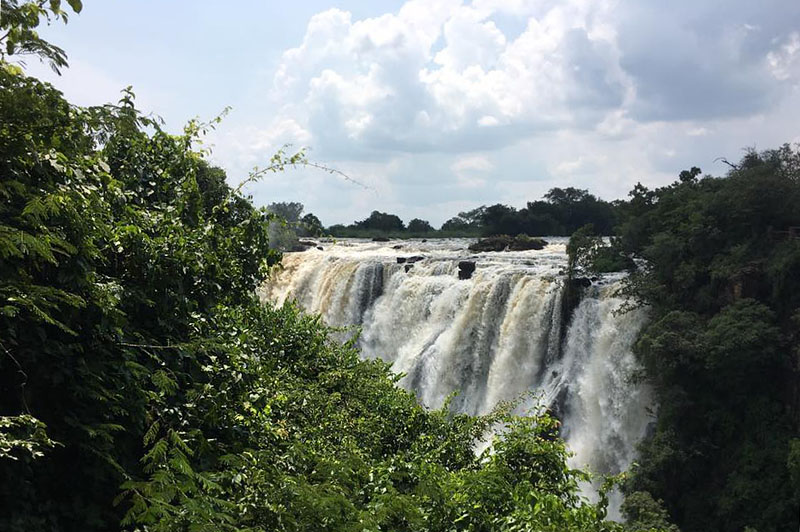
[328,191,617,239]
[355,210,406,232]
[615,148,800,532]
[0,0,83,73]
[566,224,634,276]
[407,218,433,233]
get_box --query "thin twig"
[714,157,739,170]
[117,342,182,350]
[0,340,30,414]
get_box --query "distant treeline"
[325,187,617,238]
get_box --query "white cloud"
[188,0,800,225]
[452,155,493,173]
[767,32,800,81]
[687,127,710,137]
[264,0,630,158]
[449,154,492,189]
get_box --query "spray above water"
[262,238,653,515]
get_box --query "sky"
[23,0,800,227]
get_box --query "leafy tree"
[407,218,433,233]
[266,201,304,223]
[265,201,305,250]
[440,216,470,232]
[480,203,519,236]
[356,210,405,232]
[0,0,83,73]
[567,224,633,276]
[299,212,324,237]
[458,205,487,226]
[622,492,680,532]
[617,148,800,532]
[544,186,592,205]
[540,187,616,235]
[0,66,283,529]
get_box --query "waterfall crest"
[262,238,653,503]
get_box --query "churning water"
[262,238,653,517]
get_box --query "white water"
[262,238,653,516]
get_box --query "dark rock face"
[392,244,403,249]
[316,246,324,251]
[404,264,414,273]
[571,277,592,288]
[356,262,384,322]
[398,256,424,264]
[372,237,390,242]
[298,240,317,247]
[558,276,594,344]
[458,261,476,280]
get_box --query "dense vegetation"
[326,188,617,239]
[569,151,800,531]
[0,7,653,531]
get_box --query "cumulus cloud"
[214,0,800,224]
[266,0,634,157]
[259,0,800,164]
[768,32,800,82]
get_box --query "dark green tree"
[299,212,324,237]
[407,218,433,233]
[618,148,800,532]
[356,210,405,232]
[440,216,470,232]
[480,203,519,236]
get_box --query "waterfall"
[262,238,653,516]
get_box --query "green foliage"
[0,415,58,460]
[567,224,633,277]
[621,492,679,532]
[356,210,406,232]
[300,212,324,237]
[327,188,618,239]
[456,191,617,237]
[0,67,279,530]
[407,218,434,233]
[788,439,800,496]
[617,149,800,532]
[263,202,326,250]
[0,0,82,73]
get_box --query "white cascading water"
[262,238,653,518]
